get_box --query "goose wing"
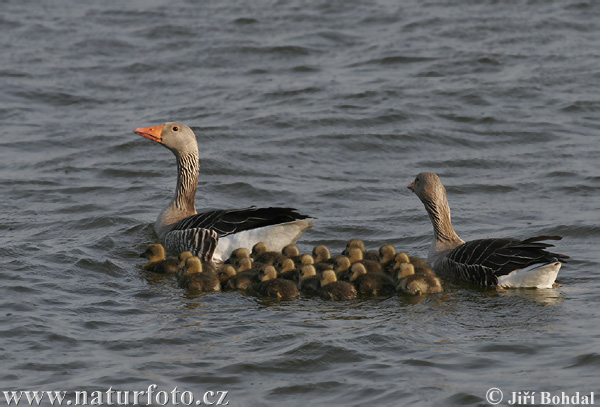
[441,235,569,286]
[170,206,310,237]
[164,228,219,262]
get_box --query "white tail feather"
[497,262,561,289]
[211,219,315,263]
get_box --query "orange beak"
[407,181,415,191]
[134,124,164,143]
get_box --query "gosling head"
[141,244,166,262]
[321,269,337,287]
[236,257,253,272]
[347,247,364,263]
[312,245,331,262]
[279,258,296,273]
[184,256,203,275]
[300,265,317,280]
[395,263,415,281]
[178,251,194,268]
[349,263,368,282]
[217,265,236,283]
[342,238,365,255]
[394,252,410,266]
[282,244,300,258]
[334,256,351,273]
[258,265,278,282]
[379,244,396,263]
[251,242,269,258]
[297,254,314,266]
[229,247,250,261]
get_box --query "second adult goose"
[135,123,314,262]
[408,172,568,288]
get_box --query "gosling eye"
[172,126,179,132]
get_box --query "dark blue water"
[1,1,598,406]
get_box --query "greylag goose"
[135,122,314,262]
[319,269,357,301]
[408,172,568,288]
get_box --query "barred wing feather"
[171,207,309,238]
[164,228,219,262]
[442,236,569,287]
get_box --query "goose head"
[135,122,198,156]
[407,172,446,204]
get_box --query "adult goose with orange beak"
[135,122,314,262]
[408,172,568,288]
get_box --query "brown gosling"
[319,269,357,301]
[178,250,217,274]
[312,245,336,273]
[251,242,287,265]
[379,244,397,274]
[178,257,221,292]
[251,265,299,300]
[298,265,321,296]
[349,263,395,296]
[395,263,443,295]
[225,257,259,290]
[140,243,179,274]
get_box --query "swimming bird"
[349,263,395,296]
[140,243,179,274]
[395,263,443,295]
[378,244,397,274]
[319,269,357,301]
[408,172,568,288]
[135,123,314,262]
[250,265,299,300]
[298,265,321,296]
[312,245,335,273]
[178,257,221,292]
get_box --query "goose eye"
[172,126,179,132]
